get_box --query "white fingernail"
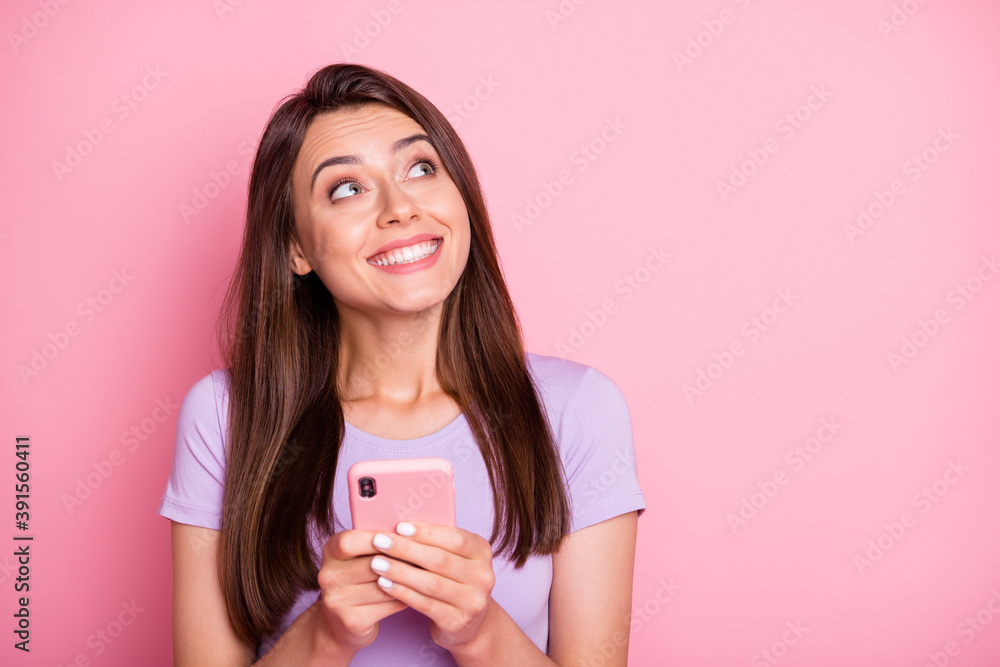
[373,533,393,549]
[377,576,393,589]
[371,556,390,573]
[396,522,416,536]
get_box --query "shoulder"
[177,369,231,434]
[525,353,644,531]
[174,368,232,468]
[159,369,233,528]
[182,368,231,409]
[524,352,630,424]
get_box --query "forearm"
[449,599,558,667]
[253,601,360,667]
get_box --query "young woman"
[159,63,646,665]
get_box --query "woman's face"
[289,103,471,316]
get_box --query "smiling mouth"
[367,239,442,266]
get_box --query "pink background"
[2,1,999,665]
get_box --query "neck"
[335,302,445,406]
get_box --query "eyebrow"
[309,133,434,192]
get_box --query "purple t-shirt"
[159,352,646,663]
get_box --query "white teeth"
[369,239,440,266]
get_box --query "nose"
[376,179,421,228]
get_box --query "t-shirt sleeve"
[158,371,228,530]
[560,366,647,533]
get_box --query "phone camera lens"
[359,477,376,498]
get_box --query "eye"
[330,179,365,201]
[406,159,438,179]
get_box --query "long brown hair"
[216,63,570,645]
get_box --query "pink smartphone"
[347,457,456,532]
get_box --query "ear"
[289,238,314,276]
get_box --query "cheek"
[307,214,367,258]
[429,187,470,232]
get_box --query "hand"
[315,528,409,650]
[367,521,497,652]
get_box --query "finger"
[373,571,492,647]
[364,599,407,621]
[376,554,495,615]
[371,531,467,583]
[391,522,492,561]
[372,570,456,621]
[323,529,383,560]
[369,554,466,602]
[319,597,408,641]
[318,555,404,601]
[319,578,400,608]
